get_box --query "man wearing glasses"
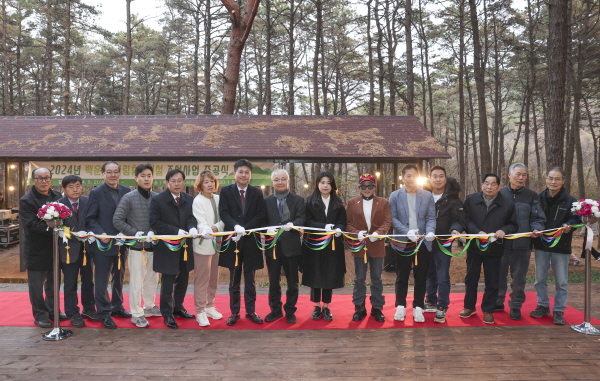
[346,174,392,322]
[85,161,131,329]
[496,163,546,320]
[19,168,64,327]
[263,169,305,324]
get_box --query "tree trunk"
[2,0,11,116]
[367,0,375,115]
[220,0,261,114]
[405,0,414,115]
[265,0,272,114]
[123,0,133,115]
[375,0,385,115]
[287,0,295,115]
[458,0,465,199]
[312,0,321,115]
[203,0,212,114]
[63,0,71,115]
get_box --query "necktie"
[278,199,283,221]
[240,190,245,209]
[175,196,180,206]
[73,202,78,215]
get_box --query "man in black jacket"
[423,166,465,324]
[219,159,266,326]
[461,174,518,324]
[496,163,546,320]
[85,161,131,329]
[19,167,64,327]
[58,175,95,328]
[149,169,198,329]
[530,167,581,325]
[263,169,305,324]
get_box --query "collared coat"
[19,186,62,271]
[345,195,392,258]
[388,187,437,250]
[218,184,266,270]
[264,192,305,257]
[149,189,197,275]
[58,195,89,263]
[85,182,131,257]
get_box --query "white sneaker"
[196,312,210,327]
[131,316,150,328]
[205,307,223,320]
[413,307,425,323]
[143,306,161,317]
[394,305,406,321]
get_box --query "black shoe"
[226,314,240,326]
[352,309,367,322]
[50,312,69,321]
[111,309,132,318]
[164,316,178,329]
[102,317,117,329]
[34,318,52,328]
[371,308,385,322]
[322,307,333,321]
[494,304,504,312]
[173,309,195,319]
[265,310,284,322]
[311,306,322,320]
[81,309,101,322]
[553,311,565,325]
[286,314,297,324]
[246,312,263,324]
[70,313,86,328]
[510,308,522,320]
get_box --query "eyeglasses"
[546,177,563,183]
[169,179,184,184]
[360,185,375,190]
[104,171,120,175]
[34,177,52,183]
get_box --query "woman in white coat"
[192,170,225,326]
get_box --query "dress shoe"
[70,313,86,328]
[111,309,132,318]
[34,318,52,328]
[102,317,117,329]
[371,308,385,322]
[322,307,333,321]
[246,312,263,324]
[286,314,297,324]
[510,308,522,320]
[311,306,322,320]
[226,314,240,326]
[82,309,101,321]
[50,312,69,321]
[265,310,284,322]
[164,316,178,329]
[173,309,195,319]
[352,309,367,322]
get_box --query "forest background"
[0,0,599,199]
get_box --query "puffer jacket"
[499,185,546,250]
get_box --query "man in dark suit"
[149,169,198,329]
[219,159,266,326]
[58,175,96,327]
[263,169,305,324]
[85,161,131,329]
[19,167,65,328]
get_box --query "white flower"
[592,206,599,214]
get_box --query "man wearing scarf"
[346,174,392,322]
[263,169,305,324]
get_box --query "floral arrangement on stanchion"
[572,199,600,224]
[37,202,72,227]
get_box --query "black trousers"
[159,255,190,317]
[265,246,300,315]
[61,249,95,317]
[94,248,128,319]
[394,245,431,308]
[310,288,332,303]
[27,270,56,321]
[228,264,257,315]
[464,252,502,313]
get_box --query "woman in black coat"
[302,171,346,321]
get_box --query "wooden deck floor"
[1,284,600,380]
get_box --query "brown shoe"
[483,312,494,324]
[459,308,476,318]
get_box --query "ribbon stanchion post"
[571,217,600,336]
[42,219,73,341]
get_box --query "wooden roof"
[0,115,450,162]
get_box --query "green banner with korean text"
[28,161,274,188]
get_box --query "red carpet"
[1,291,597,330]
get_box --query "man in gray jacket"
[496,163,546,320]
[113,164,160,327]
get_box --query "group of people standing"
[19,159,580,329]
